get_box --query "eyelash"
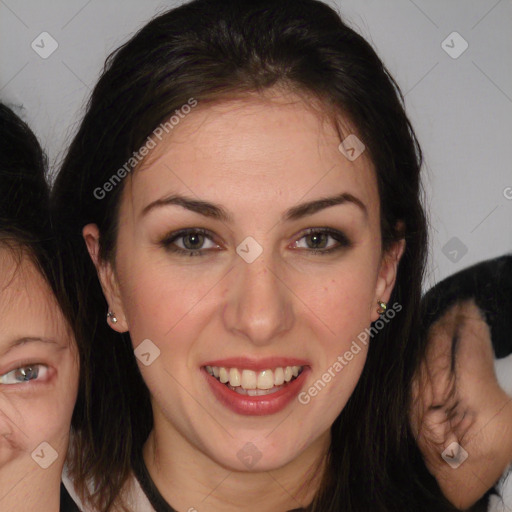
[0,364,49,386]
[160,227,351,257]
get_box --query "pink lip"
[202,365,310,416]
[202,357,310,372]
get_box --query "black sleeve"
[60,482,81,512]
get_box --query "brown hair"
[52,1,454,510]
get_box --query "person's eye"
[0,364,49,385]
[160,228,221,257]
[292,228,352,255]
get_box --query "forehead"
[126,92,379,220]
[0,249,65,336]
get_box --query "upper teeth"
[205,365,303,390]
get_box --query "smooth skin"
[0,249,79,512]
[84,90,404,512]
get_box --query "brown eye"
[305,232,329,249]
[160,228,220,257]
[293,228,351,254]
[182,232,206,250]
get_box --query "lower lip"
[203,368,309,416]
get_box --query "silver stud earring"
[107,311,118,324]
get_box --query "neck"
[142,421,330,512]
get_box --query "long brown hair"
[52,1,455,510]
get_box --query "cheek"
[0,400,25,466]
[291,250,380,347]
[457,329,500,395]
[0,392,74,470]
[290,259,377,423]
[302,269,375,328]
[118,255,225,349]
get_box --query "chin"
[214,439,299,472]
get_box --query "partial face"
[87,92,402,472]
[0,248,78,499]
[411,300,512,509]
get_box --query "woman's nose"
[222,249,294,346]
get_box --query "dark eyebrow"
[141,192,367,222]
[2,337,59,357]
[283,192,367,221]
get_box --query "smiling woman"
[0,104,80,511]
[51,1,457,511]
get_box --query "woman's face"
[85,92,402,472]
[0,248,78,500]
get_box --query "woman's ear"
[82,223,129,332]
[371,236,406,322]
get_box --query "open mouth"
[204,365,304,397]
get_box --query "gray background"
[1,0,511,288]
